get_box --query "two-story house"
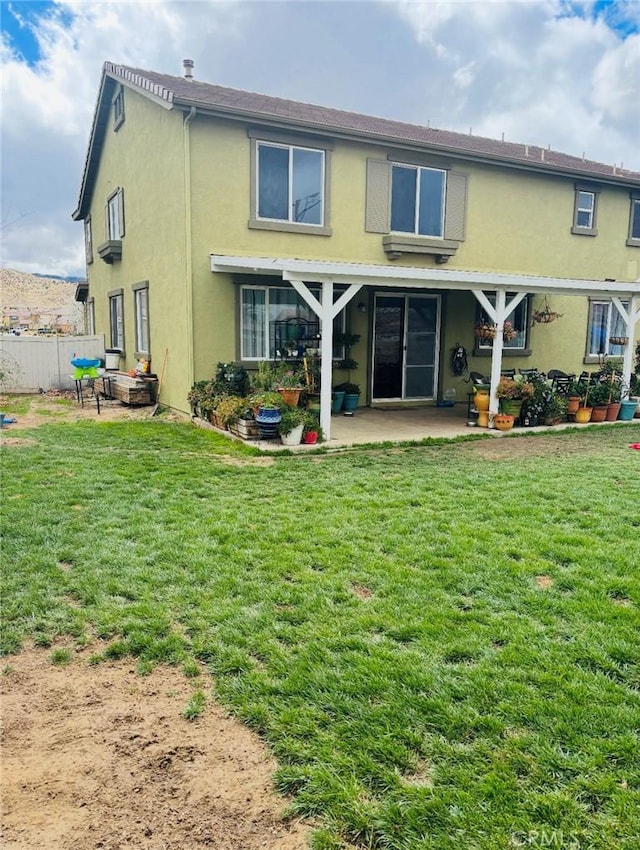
[73,61,640,438]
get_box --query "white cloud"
[0,0,638,277]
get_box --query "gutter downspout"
[183,107,197,391]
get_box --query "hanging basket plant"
[609,336,628,347]
[532,297,563,325]
[474,322,497,342]
[502,321,518,342]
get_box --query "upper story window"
[587,300,627,358]
[87,297,95,336]
[257,142,324,225]
[107,188,125,240]
[109,289,124,351]
[84,217,93,265]
[365,157,467,262]
[627,193,640,247]
[390,164,446,237]
[248,128,333,236]
[113,87,125,131]
[572,182,600,236]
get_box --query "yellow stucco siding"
[85,88,192,411]
[85,95,638,413]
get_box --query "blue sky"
[1,0,639,276]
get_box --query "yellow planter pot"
[574,407,592,423]
[474,389,490,412]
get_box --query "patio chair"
[469,371,490,386]
[550,371,576,394]
[519,368,545,380]
[500,368,516,378]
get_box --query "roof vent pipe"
[183,59,194,80]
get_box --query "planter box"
[229,418,259,440]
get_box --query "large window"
[477,293,529,351]
[109,290,124,351]
[390,164,446,237]
[240,285,344,360]
[133,284,149,355]
[587,300,627,357]
[257,142,324,225]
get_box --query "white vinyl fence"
[0,334,106,392]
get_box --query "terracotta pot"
[278,388,302,407]
[566,396,581,415]
[590,405,608,423]
[494,413,514,431]
[574,407,592,423]
[605,402,622,422]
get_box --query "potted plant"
[541,391,568,425]
[493,413,515,431]
[276,368,305,407]
[335,382,360,413]
[588,381,611,422]
[277,404,305,446]
[496,376,534,422]
[332,387,346,413]
[216,395,247,430]
[302,411,323,444]
[254,394,283,439]
[474,322,496,342]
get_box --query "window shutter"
[444,171,468,241]
[117,188,125,238]
[365,159,390,233]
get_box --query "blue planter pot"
[332,391,345,413]
[343,393,360,412]
[255,406,281,439]
[618,400,638,421]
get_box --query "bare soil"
[1,648,311,850]
[1,394,311,849]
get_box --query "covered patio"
[211,255,640,441]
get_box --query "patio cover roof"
[210,254,640,440]
[210,255,640,298]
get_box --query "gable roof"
[73,61,640,220]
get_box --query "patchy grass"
[1,419,639,849]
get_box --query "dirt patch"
[535,575,554,590]
[0,648,311,850]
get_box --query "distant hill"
[33,273,86,284]
[1,268,85,331]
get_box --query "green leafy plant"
[216,395,249,427]
[277,404,305,435]
[495,376,534,400]
[333,382,360,395]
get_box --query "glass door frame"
[371,292,441,402]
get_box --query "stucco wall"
[84,88,191,411]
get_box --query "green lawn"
[2,419,639,849]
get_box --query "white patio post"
[287,277,363,441]
[612,294,640,393]
[472,288,528,425]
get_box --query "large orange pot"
[566,396,581,415]
[591,406,608,423]
[494,413,514,431]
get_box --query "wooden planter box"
[95,375,153,406]
[229,418,259,440]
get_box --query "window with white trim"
[587,300,627,357]
[106,188,125,240]
[477,293,529,351]
[113,87,125,130]
[257,142,324,225]
[390,163,446,237]
[627,195,640,247]
[84,217,93,264]
[240,285,344,360]
[572,183,599,236]
[134,285,149,355]
[109,291,124,351]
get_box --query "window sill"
[248,219,331,236]
[474,348,532,358]
[98,240,122,264]
[571,226,597,237]
[626,238,640,248]
[382,234,459,263]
